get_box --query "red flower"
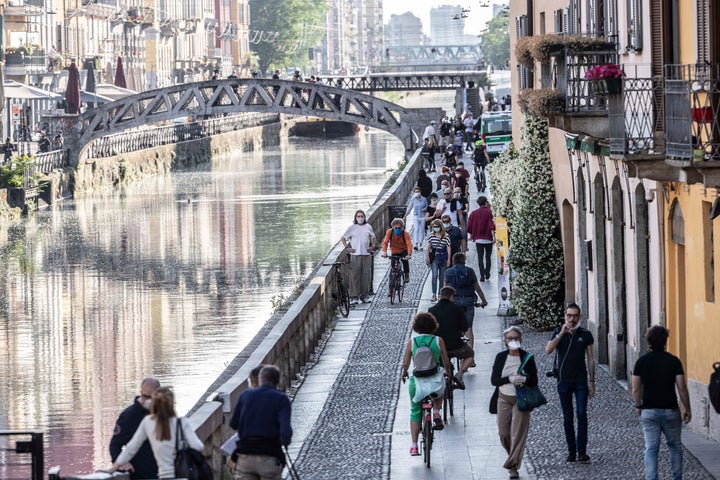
[584,64,625,80]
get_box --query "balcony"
[546,41,618,138]
[4,50,46,76]
[605,64,677,180]
[664,63,720,186]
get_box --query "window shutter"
[555,9,564,33]
[650,0,665,131]
[605,0,618,40]
[563,8,570,34]
[627,0,643,51]
[697,0,710,63]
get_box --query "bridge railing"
[85,113,279,159]
[23,150,68,189]
[0,430,44,480]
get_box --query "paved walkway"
[287,183,720,480]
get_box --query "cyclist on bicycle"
[381,218,413,284]
[401,312,452,455]
[444,252,489,355]
[429,286,475,389]
[473,139,490,169]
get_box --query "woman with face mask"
[489,326,538,479]
[341,210,376,304]
[425,219,451,302]
[405,187,428,251]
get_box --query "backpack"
[710,362,720,413]
[413,336,439,377]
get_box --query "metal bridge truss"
[324,72,485,91]
[385,44,482,64]
[69,79,410,158]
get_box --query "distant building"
[386,12,424,46]
[430,5,465,45]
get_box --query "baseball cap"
[430,120,436,125]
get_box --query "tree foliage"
[249,0,328,74]
[481,15,510,69]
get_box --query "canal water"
[0,131,404,476]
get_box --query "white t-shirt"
[463,117,474,133]
[342,223,376,255]
[499,354,522,396]
[422,125,438,143]
[116,416,204,479]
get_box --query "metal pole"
[31,431,43,480]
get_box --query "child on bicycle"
[381,218,413,283]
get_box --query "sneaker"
[410,445,420,456]
[404,274,410,283]
[413,245,419,251]
[578,454,591,464]
[431,295,437,302]
[432,412,444,430]
[566,454,576,463]
[509,469,519,479]
[453,373,466,390]
[360,296,372,304]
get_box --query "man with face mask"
[441,214,466,257]
[109,377,161,479]
[545,303,596,464]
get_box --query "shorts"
[456,303,474,328]
[447,343,474,360]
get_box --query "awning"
[95,82,137,100]
[80,90,114,104]
[3,80,62,100]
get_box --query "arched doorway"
[562,199,576,302]
[577,168,589,316]
[668,199,687,366]
[593,173,609,364]
[611,177,627,379]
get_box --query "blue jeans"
[430,261,447,295]
[641,409,683,480]
[557,380,589,456]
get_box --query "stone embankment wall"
[72,121,282,193]
[187,148,422,476]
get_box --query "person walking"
[436,166,452,192]
[426,218,451,302]
[441,213,466,257]
[417,169,433,201]
[381,218,413,283]
[490,326,538,479]
[401,312,452,455]
[405,186,428,251]
[229,365,293,480]
[544,303,595,464]
[466,196,495,281]
[3,138,14,164]
[463,113,475,151]
[430,286,474,388]
[341,210,376,304]
[444,252,488,353]
[110,387,204,479]
[632,325,692,480]
[109,377,161,479]
[422,121,439,171]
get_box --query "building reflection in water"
[0,131,401,476]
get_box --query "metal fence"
[0,430,44,480]
[23,150,68,189]
[564,48,619,113]
[665,63,720,162]
[609,64,659,155]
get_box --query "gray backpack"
[413,336,439,377]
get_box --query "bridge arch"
[65,79,419,164]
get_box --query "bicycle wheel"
[397,276,405,303]
[389,274,396,305]
[449,385,454,417]
[423,411,432,468]
[480,170,487,192]
[443,382,449,422]
[337,277,350,318]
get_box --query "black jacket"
[109,397,158,479]
[489,348,539,414]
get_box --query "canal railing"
[182,147,424,477]
[0,430,44,480]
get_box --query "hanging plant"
[517,89,565,117]
[514,37,534,69]
[528,34,564,64]
[564,35,616,53]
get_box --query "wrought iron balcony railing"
[665,63,720,162]
[564,46,618,114]
[608,64,662,156]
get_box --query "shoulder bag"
[515,353,547,412]
[174,418,213,480]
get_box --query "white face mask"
[507,340,521,350]
[414,192,421,198]
[356,217,365,224]
[142,399,152,410]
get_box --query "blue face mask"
[393,228,402,235]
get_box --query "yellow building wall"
[677,0,697,64]
[665,184,720,384]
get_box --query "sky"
[382,0,498,38]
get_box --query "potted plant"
[528,34,564,64]
[584,63,624,94]
[514,37,534,69]
[517,88,565,117]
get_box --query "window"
[568,0,580,34]
[516,15,531,89]
[627,0,643,51]
[554,9,564,33]
[704,201,715,302]
[697,0,710,63]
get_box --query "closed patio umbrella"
[3,80,62,100]
[65,61,81,114]
[114,56,127,89]
[85,60,97,108]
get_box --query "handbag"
[174,418,213,480]
[515,353,547,412]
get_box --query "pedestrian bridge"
[65,78,444,164]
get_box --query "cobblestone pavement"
[293,253,428,479]
[517,324,715,480]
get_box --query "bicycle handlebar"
[322,262,350,267]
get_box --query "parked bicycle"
[386,254,407,304]
[323,261,351,317]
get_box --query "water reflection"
[0,131,403,476]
